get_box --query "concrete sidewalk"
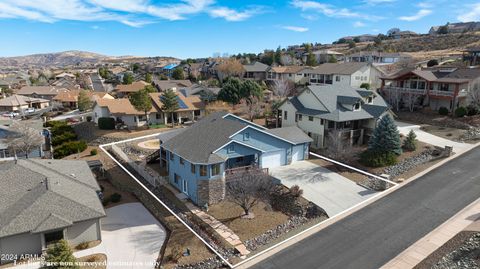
[381,198,480,269]
[396,121,473,154]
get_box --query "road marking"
[100,132,397,268]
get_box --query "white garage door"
[291,145,303,162]
[261,150,286,169]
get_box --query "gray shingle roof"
[161,112,246,164]
[243,62,270,72]
[289,85,388,122]
[303,62,368,75]
[0,159,105,238]
[266,127,312,144]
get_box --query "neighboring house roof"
[269,65,306,74]
[179,84,221,97]
[55,72,75,79]
[53,90,113,103]
[266,126,312,144]
[17,86,69,96]
[114,81,149,93]
[162,63,179,70]
[152,79,193,91]
[383,67,480,84]
[51,77,78,88]
[0,159,105,238]
[243,62,270,73]
[348,51,411,58]
[149,91,204,112]
[95,98,155,115]
[0,94,49,107]
[284,85,389,122]
[161,112,311,164]
[304,62,369,75]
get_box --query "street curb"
[237,141,480,269]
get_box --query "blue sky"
[0,0,479,59]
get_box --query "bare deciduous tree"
[225,170,274,218]
[404,91,421,112]
[468,81,480,107]
[239,96,264,122]
[215,58,245,81]
[6,122,44,158]
[324,129,353,163]
[271,79,295,99]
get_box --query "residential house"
[93,98,156,129]
[279,85,389,149]
[0,159,105,264]
[266,66,309,84]
[243,62,269,81]
[93,91,204,128]
[50,77,79,89]
[157,63,180,78]
[152,79,193,92]
[345,52,412,64]
[429,22,480,35]
[182,62,203,79]
[149,91,204,124]
[113,81,150,97]
[54,72,76,80]
[178,84,221,102]
[159,112,312,206]
[392,30,418,39]
[16,86,69,101]
[463,47,480,66]
[53,90,114,109]
[0,94,50,112]
[200,61,219,79]
[302,63,384,89]
[380,67,480,111]
[342,34,377,42]
[0,125,44,159]
[302,50,344,65]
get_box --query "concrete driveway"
[74,202,167,269]
[396,121,473,154]
[270,161,377,216]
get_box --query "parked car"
[25,108,35,114]
[3,112,20,118]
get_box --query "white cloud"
[282,26,309,32]
[301,13,318,20]
[291,0,382,21]
[458,3,480,22]
[353,21,366,27]
[363,0,396,5]
[399,9,432,21]
[417,2,433,8]
[209,6,264,22]
[0,0,262,26]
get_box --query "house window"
[200,165,207,176]
[243,132,250,141]
[367,97,373,104]
[296,114,302,122]
[320,119,324,125]
[212,164,221,176]
[44,230,64,246]
[336,76,340,82]
[284,111,288,120]
[355,76,360,80]
[228,144,235,153]
[354,103,361,111]
[308,116,314,121]
[191,163,196,174]
[180,158,184,165]
[174,173,180,184]
[170,152,174,161]
[328,121,335,129]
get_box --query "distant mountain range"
[0,50,173,68]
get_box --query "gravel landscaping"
[415,231,480,269]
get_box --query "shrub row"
[53,140,87,159]
[98,117,115,130]
[359,150,397,168]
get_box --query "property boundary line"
[99,132,397,269]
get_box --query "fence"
[110,144,167,187]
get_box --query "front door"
[182,179,188,194]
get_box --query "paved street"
[250,147,480,269]
[271,161,377,216]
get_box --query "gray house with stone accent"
[0,159,105,264]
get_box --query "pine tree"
[161,89,179,127]
[368,114,402,155]
[130,89,152,127]
[42,240,79,269]
[402,130,417,152]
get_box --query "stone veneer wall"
[197,177,226,206]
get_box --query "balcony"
[429,90,455,97]
[225,165,269,180]
[383,86,426,95]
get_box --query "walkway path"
[381,198,480,269]
[185,203,250,256]
[396,121,473,154]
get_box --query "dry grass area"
[205,101,234,114]
[208,200,290,242]
[76,253,107,269]
[74,240,101,251]
[99,180,138,209]
[62,146,102,161]
[141,139,160,149]
[310,140,438,182]
[420,125,473,143]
